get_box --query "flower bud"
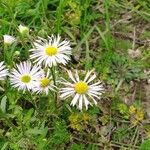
[14,51,20,56]
[3,35,16,45]
[18,24,29,36]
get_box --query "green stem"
[50,67,56,86]
[3,45,8,64]
[20,35,29,59]
[50,67,57,108]
[27,91,38,111]
[115,78,124,93]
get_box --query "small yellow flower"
[69,113,79,123]
[132,120,138,126]
[82,113,90,123]
[135,109,144,121]
[70,123,82,131]
[130,107,144,125]
[69,113,81,131]
[129,105,136,114]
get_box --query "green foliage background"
[0,0,150,149]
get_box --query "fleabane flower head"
[18,24,29,36]
[0,62,8,80]
[3,35,16,45]
[60,70,104,110]
[10,61,44,92]
[32,69,56,95]
[30,35,72,67]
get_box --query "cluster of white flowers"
[1,27,104,110]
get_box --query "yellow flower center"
[45,46,58,56]
[40,77,50,88]
[21,75,31,83]
[74,81,88,94]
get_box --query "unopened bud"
[3,35,16,45]
[18,24,29,36]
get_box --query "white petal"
[88,94,98,105]
[67,70,76,83]
[60,90,74,98]
[86,74,96,84]
[70,94,80,106]
[83,95,91,110]
[75,70,80,82]
[78,95,83,110]
[84,69,94,82]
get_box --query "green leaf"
[25,127,48,136]
[87,144,98,150]
[50,121,70,145]
[23,108,34,125]
[0,86,4,91]
[140,139,150,150]
[1,142,8,150]
[70,144,85,150]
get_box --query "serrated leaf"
[23,108,34,124]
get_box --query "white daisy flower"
[0,62,8,80]
[32,70,56,95]
[30,35,72,67]
[3,35,16,45]
[60,70,104,110]
[10,61,44,91]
